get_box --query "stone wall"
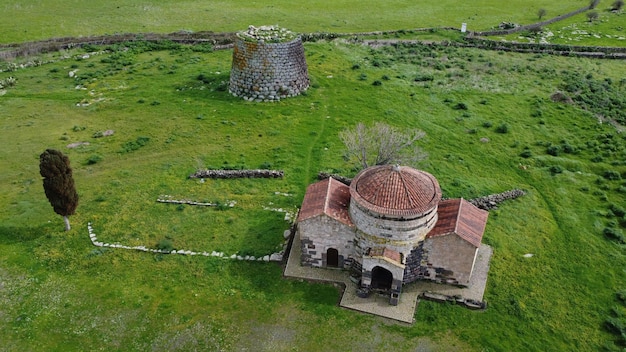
[189,169,284,179]
[422,234,478,286]
[349,199,438,245]
[229,36,309,102]
[298,215,355,268]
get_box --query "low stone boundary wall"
[472,5,591,37]
[468,189,526,211]
[421,291,487,310]
[189,169,284,179]
[87,222,287,262]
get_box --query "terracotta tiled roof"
[297,177,353,226]
[350,165,442,217]
[368,247,402,264]
[428,198,488,247]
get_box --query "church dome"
[350,165,441,218]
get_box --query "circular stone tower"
[349,164,442,260]
[228,25,310,102]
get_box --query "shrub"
[414,74,434,82]
[86,154,103,165]
[453,102,468,110]
[609,204,626,218]
[562,143,577,154]
[372,80,382,86]
[482,121,493,128]
[520,150,533,158]
[612,0,624,11]
[121,136,150,153]
[604,170,622,181]
[603,227,625,243]
[547,145,561,156]
[156,239,174,252]
[495,123,509,134]
[549,165,563,175]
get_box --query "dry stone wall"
[229,34,309,102]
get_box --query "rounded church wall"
[349,197,438,243]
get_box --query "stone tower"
[349,165,442,304]
[228,25,309,102]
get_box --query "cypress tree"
[39,149,79,231]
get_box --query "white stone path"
[86,222,287,263]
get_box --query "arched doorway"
[326,248,339,267]
[371,266,393,290]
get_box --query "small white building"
[297,165,488,305]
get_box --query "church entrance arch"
[371,266,393,290]
[326,248,339,267]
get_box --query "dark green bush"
[549,165,563,175]
[414,74,434,82]
[520,150,533,158]
[603,227,625,243]
[609,204,626,218]
[453,102,468,110]
[547,145,561,156]
[495,123,509,134]
[121,136,150,153]
[156,239,174,252]
[86,154,103,165]
[604,170,622,181]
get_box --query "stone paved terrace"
[284,232,492,324]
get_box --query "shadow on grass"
[0,225,49,244]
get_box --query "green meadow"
[0,0,601,44]
[2,1,626,351]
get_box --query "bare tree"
[589,0,600,9]
[40,149,79,231]
[339,122,427,170]
[612,0,624,11]
[537,8,547,20]
[587,10,599,21]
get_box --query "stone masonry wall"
[298,215,355,269]
[229,36,309,102]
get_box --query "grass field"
[0,0,595,44]
[2,38,626,351]
[1,1,626,351]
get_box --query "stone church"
[296,164,489,305]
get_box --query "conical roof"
[350,165,441,217]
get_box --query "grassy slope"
[1,0,586,44]
[1,39,625,351]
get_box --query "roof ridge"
[323,177,333,214]
[454,197,463,234]
[397,169,416,208]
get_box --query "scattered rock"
[67,141,90,149]
[550,91,574,104]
